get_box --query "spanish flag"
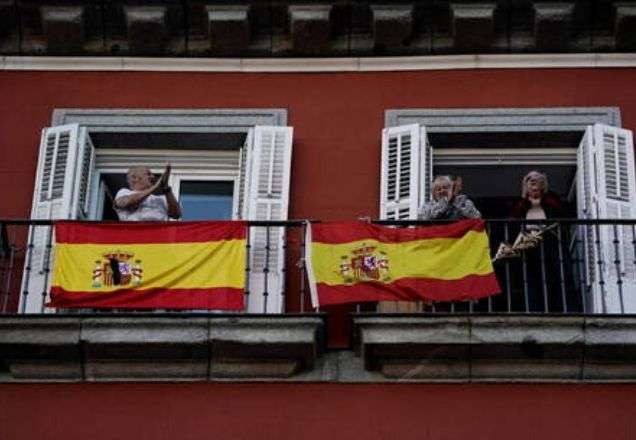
[306,219,500,307]
[49,221,246,310]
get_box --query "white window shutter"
[243,126,293,313]
[594,123,636,312]
[576,126,598,301]
[20,123,90,313]
[577,124,636,313]
[235,128,254,220]
[73,127,96,220]
[380,124,431,220]
[420,127,433,206]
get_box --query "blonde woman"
[510,170,566,220]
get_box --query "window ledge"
[0,315,325,381]
[353,315,636,382]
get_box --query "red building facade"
[2,1,636,438]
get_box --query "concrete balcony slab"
[354,314,636,382]
[0,315,325,382]
[0,316,82,380]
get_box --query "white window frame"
[88,148,242,220]
[170,174,240,221]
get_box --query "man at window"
[114,165,181,221]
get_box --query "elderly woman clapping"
[418,175,481,220]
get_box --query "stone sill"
[353,314,636,382]
[3,314,636,382]
[0,314,325,382]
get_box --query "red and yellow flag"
[306,219,500,307]
[49,221,246,310]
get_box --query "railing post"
[539,240,549,313]
[521,228,530,312]
[556,224,568,313]
[594,222,607,313]
[485,221,493,313]
[40,224,54,313]
[20,226,36,314]
[299,222,307,313]
[612,224,625,314]
[244,224,251,312]
[503,221,512,313]
[280,226,287,312]
[262,226,270,314]
[1,245,15,313]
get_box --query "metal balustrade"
[1,218,635,315]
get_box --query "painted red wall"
[2,68,636,342]
[1,383,634,440]
[2,68,636,220]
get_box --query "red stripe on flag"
[48,286,244,310]
[315,273,500,306]
[311,219,485,244]
[55,221,247,244]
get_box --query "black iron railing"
[1,218,635,315]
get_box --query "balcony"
[1,218,636,382]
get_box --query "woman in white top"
[114,165,182,221]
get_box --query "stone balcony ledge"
[354,314,636,382]
[3,314,636,382]
[0,314,325,382]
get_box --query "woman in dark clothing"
[508,171,580,313]
[510,171,568,220]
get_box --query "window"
[178,180,235,220]
[380,109,636,313]
[21,110,293,314]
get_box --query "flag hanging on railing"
[49,221,246,310]
[305,219,500,307]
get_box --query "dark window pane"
[179,181,234,220]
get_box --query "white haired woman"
[509,170,578,312]
[418,175,481,220]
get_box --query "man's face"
[433,180,452,201]
[129,168,154,191]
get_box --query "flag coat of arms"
[305,219,500,307]
[49,221,246,310]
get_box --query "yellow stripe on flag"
[311,229,491,285]
[53,239,245,292]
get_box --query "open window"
[21,122,293,314]
[379,121,636,313]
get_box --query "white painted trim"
[434,147,578,166]
[2,53,636,73]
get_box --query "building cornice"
[2,53,636,73]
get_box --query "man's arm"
[164,187,182,219]
[114,182,159,210]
